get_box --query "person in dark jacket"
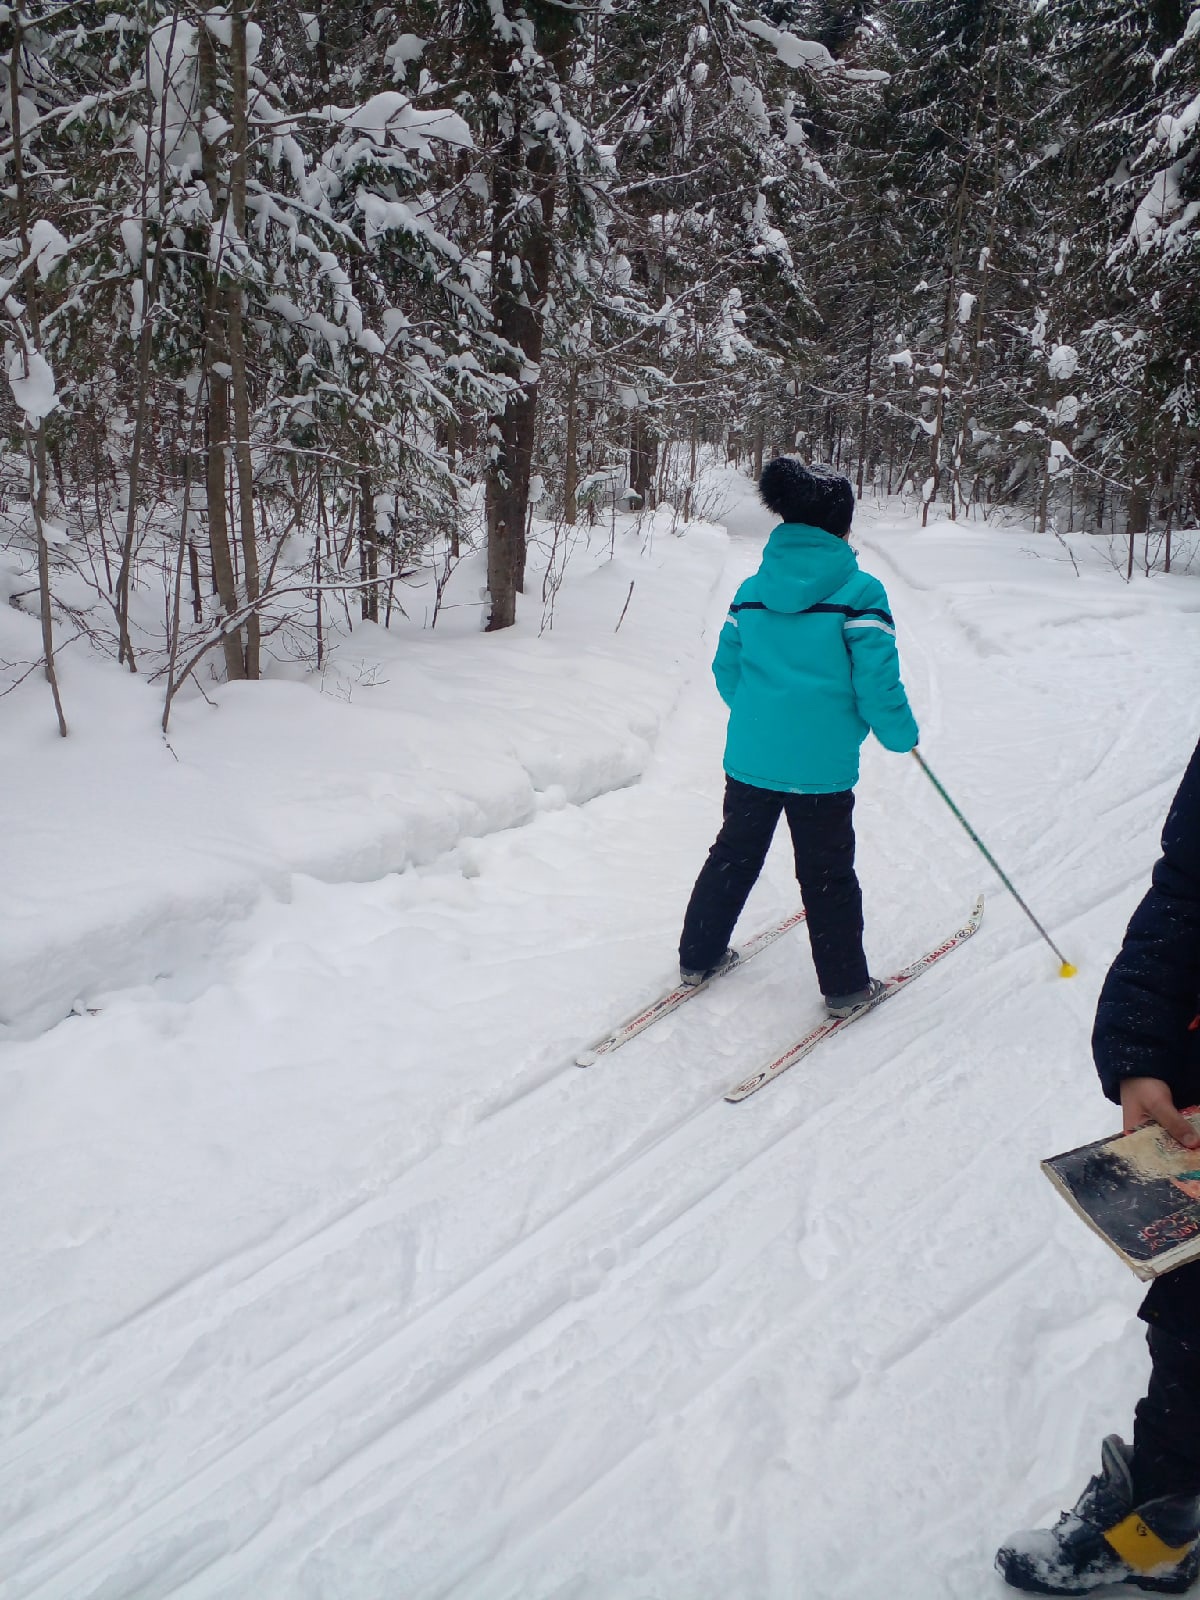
[677,457,918,1013]
[997,734,1200,1595]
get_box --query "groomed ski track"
[5,486,1200,1599]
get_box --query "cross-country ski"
[574,907,807,1066]
[725,896,985,1103]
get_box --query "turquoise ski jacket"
[713,522,918,794]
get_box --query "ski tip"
[575,1050,599,1069]
[724,1080,759,1104]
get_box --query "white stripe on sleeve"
[844,617,895,636]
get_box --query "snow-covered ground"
[4,479,1200,1599]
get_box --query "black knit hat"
[759,456,855,538]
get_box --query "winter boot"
[824,977,886,1019]
[679,949,738,988]
[996,1435,1200,1594]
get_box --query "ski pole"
[911,749,1077,978]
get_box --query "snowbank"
[0,514,727,1037]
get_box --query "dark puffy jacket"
[1093,735,1200,1104]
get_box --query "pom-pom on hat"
[759,456,855,538]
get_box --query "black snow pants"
[678,775,869,1000]
[1133,1265,1200,1501]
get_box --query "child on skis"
[997,733,1200,1595]
[677,457,918,1014]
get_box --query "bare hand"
[1120,1077,1200,1148]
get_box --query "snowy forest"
[8,7,1200,1598]
[3,0,1198,723]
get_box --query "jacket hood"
[749,522,859,613]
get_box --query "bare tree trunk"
[629,410,657,505]
[188,539,203,621]
[313,530,324,667]
[202,341,245,677]
[227,296,259,675]
[198,23,247,680]
[563,365,579,525]
[1036,452,1052,535]
[8,12,66,735]
[654,435,669,506]
[444,413,462,557]
[116,8,184,671]
[856,277,878,499]
[359,470,379,622]
[227,0,259,678]
[484,14,571,632]
[684,419,698,521]
[1160,442,1178,574]
[486,390,538,629]
[116,310,153,671]
[1126,476,1149,581]
[162,398,204,733]
[27,424,68,736]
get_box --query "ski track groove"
[178,1002,1005,1600]
[5,927,784,1473]
[8,921,983,1600]
[871,1239,1055,1379]
[4,1020,786,1595]
[379,1072,1067,1600]
[2,938,799,1486]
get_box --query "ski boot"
[679,949,737,988]
[824,977,886,1019]
[996,1435,1200,1594]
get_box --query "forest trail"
[4,492,1200,1600]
